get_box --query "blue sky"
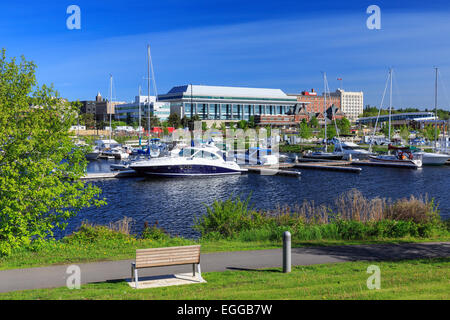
[2,0,450,109]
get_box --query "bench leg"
[131,262,135,283]
[134,268,139,289]
[192,264,196,277]
[197,264,202,280]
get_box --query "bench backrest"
[135,245,201,269]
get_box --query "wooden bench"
[131,245,202,288]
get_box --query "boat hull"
[303,153,343,160]
[130,164,244,176]
[419,153,450,165]
[369,156,422,168]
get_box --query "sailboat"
[101,74,130,160]
[413,67,450,165]
[304,72,344,160]
[368,68,422,168]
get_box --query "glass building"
[356,112,436,126]
[115,96,171,121]
[158,85,299,121]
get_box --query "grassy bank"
[1,258,448,300]
[0,190,449,271]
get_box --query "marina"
[63,157,450,240]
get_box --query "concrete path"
[0,242,448,293]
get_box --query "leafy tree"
[308,116,319,128]
[237,120,248,130]
[248,116,256,129]
[0,49,105,256]
[79,112,95,129]
[202,122,208,131]
[167,113,181,128]
[336,118,351,135]
[181,115,189,128]
[298,119,312,139]
[399,125,411,142]
[421,125,440,142]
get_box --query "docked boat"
[129,144,247,176]
[234,147,279,165]
[413,151,450,165]
[369,145,422,168]
[332,139,374,160]
[303,149,344,160]
[86,146,101,160]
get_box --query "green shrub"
[194,194,254,238]
[63,222,130,244]
[141,222,170,241]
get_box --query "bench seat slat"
[136,252,200,260]
[134,245,201,269]
[136,245,200,254]
[137,258,199,267]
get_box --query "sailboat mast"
[138,85,142,147]
[434,67,438,150]
[109,74,113,143]
[323,72,327,150]
[388,68,392,142]
[147,45,151,144]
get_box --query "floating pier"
[292,162,362,173]
[81,170,139,180]
[246,165,301,177]
[350,160,420,169]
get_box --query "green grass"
[1,258,448,300]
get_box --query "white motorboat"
[102,147,130,160]
[130,144,247,176]
[413,151,450,165]
[369,145,422,168]
[332,139,374,160]
[234,147,279,165]
[86,146,101,160]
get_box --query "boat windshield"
[179,148,196,157]
[179,148,220,160]
[193,150,220,160]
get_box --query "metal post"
[283,231,291,273]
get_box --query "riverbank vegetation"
[0,190,448,270]
[194,189,447,242]
[1,257,448,300]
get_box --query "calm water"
[55,159,450,239]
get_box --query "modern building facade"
[356,112,436,126]
[330,89,364,121]
[115,96,171,121]
[158,85,301,124]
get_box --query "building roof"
[164,84,295,100]
[357,112,436,122]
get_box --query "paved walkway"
[0,242,448,293]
